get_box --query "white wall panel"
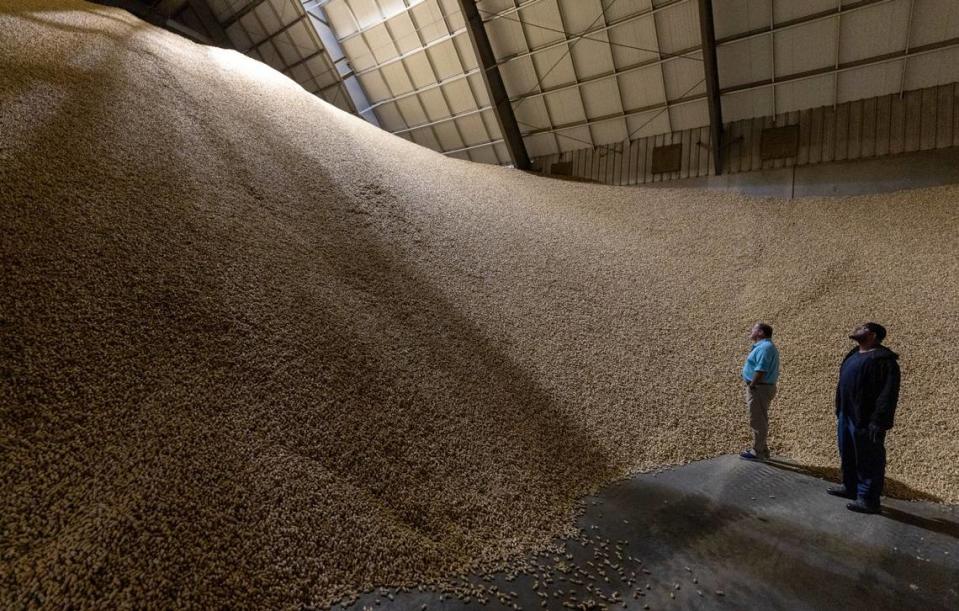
[325,1,358,37]
[590,119,629,146]
[367,24,398,63]
[608,16,659,67]
[581,79,625,118]
[625,109,669,137]
[403,53,436,89]
[468,73,491,106]
[358,70,393,101]
[653,0,700,53]
[346,0,382,30]
[617,64,667,108]
[605,0,654,23]
[514,97,552,132]
[839,0,910,65]
[531,46,577,89]
[442,78,478,114]
[713,0,770,40]
[426,40,464,80]
[372,102,406,131]
[380,61,415,95]
[904,48,959,90]
[668,98,709,130]
[342,36,376,71]
[395,96,428,126]
[772,0,834,24]
[661,56,706,100]
[571,33,615,80]
[418,88,450,121]
[456,113,491,146]
[452,34,476,69]
[486,14,528,59]
[520,0,565,48]
[910,0,959,47]
[555,125,593,151]
[545,89,587,126]
[838,61,903,103]
[433,121,465,150]
[524,132,559,157]
[775,73,834,112]
[774,17,836,76]
[411,0,449,43]
[722,87,774,122]
[557,0,604,34]
[717,35,772,89]
[389,13,422,55]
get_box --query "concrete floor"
[342,456,959,611]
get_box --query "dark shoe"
[826,486,856,500]
[846,501,881,514]
[740,450,759,460]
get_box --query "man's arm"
[749,370,765,387]
[871,359,901,430]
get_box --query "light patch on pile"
[1,0,957,608]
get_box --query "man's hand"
[868,422,884,443]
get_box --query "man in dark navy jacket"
[828,322,901,513]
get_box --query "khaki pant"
[746,384,777,458]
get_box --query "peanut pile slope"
[1,1,957,607]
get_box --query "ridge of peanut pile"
[2,1,957,608]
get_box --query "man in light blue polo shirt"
[741,322,780,460]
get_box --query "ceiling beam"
[456,0,531,170]
[697,0,724,174]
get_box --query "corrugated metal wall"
[535,82,959,185]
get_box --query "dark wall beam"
[457,0,530,169]
[697,0,724,175]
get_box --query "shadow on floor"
[763,457,944,502]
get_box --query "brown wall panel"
[861,97,877,158]
[848,100,863,160]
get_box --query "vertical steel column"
[697,0,724,174]
[456,0,531,169]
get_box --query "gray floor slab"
[341,455,959,611]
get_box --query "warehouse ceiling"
[152,0,959,165]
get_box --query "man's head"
[750,322,773,342]
[850,322,886,347]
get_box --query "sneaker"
[846,500,881,514]
[740,450,764,461]
[826,486,856,499]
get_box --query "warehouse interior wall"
[641,146,959,199]
[536,82,959,188]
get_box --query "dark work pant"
[837,413,886,506]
